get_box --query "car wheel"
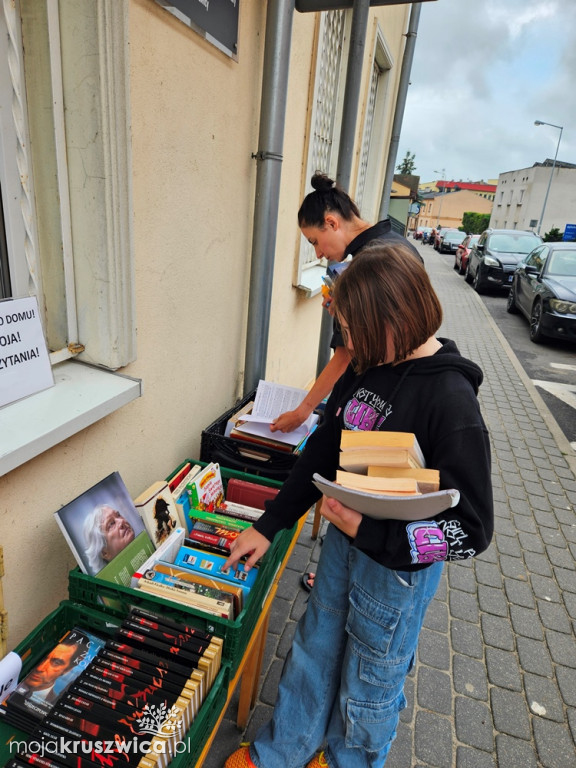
[506,283,519,314]
[529,300,544,343]
[473,268,486,295]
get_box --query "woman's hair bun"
[311,172,336,193]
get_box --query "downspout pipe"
[316,0,370,376]
[379,2,421,220]
[243,0,295,396]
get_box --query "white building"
[490,160,576,236]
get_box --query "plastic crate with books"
[0,600,228,768]
[200,382,321,482]
[68,461,294,674]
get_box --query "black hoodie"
[253,339,493,571]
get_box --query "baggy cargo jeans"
[250,523,444,768]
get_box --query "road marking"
[532,379,576,410]
[550,363,576,373]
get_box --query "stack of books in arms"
[337,431,438,494]
[132,465,280,620]
[313,431,460,521]
[1,606,222,764]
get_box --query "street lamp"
[434,168,446,227]
[534,120,563,236]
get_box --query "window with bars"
[296,10,349,294]
[355,28,393,220]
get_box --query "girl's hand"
[319,496,361,538]
[224,526,271,572]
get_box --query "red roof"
[437,181,496,193]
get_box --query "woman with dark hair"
[224,242,493,768]
[271,172,421,436]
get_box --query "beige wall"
[419,189,494,230]
[0,0,410,648]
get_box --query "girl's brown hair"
[332,243,443,372]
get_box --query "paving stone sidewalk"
[203,241,576,768]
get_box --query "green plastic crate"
[0,600,227,768]
[69,460,294,674]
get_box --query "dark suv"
[465,229,543,294]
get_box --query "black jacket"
[330,220,422,348]
[253,339,493,570]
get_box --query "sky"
[397,0,576,185]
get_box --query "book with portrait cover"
[53,471,154,582]
[1,627,105,732]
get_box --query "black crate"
[200,389,299,481]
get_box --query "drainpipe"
[316,0,370,376]
[243,0,295,396]
[379,2,421,220]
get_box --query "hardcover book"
[133,480,181,547]
[188,462,225,511]
[225,477,280,510]
[130,525,186,586]
[53,471,154,579]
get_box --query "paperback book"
[53,471,154,582]
[1,627,105,731]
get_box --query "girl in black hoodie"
[225,243,493,768]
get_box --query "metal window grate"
[356,59,381,210]
[301,11,346,269]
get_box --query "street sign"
[563,223,576,241]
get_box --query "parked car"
[434,228,457,251]
[416,226,433,243]
[506,242,576,343]
[454,234,480,274]
[465,229,543,294]
[439,229,467,254]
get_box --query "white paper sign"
[0,296,54,408]
[0,651,22,700]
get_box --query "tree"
[396,151,416,175]
[543,227,563,242]
[461,212,490,234]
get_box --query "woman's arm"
[270,346,351,433]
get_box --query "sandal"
[301,572,315,592]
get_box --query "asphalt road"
[431,244,576,450]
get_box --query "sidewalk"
[204,241,576,768]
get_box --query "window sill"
[0,360,142,477]
[296,263,326,298]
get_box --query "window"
[296,10,350,295]
[355,27,393,218]
[0,0,140,477]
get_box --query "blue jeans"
[250,524,443,768]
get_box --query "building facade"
[417,188,494,230]
[490,160,576,235]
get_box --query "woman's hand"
[270,402,311,433]
[319,496,362,538]
[224,526,271,572]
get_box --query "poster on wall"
[155,0,239,60]
[0,295,54,408]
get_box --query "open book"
[233,379,319,447]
